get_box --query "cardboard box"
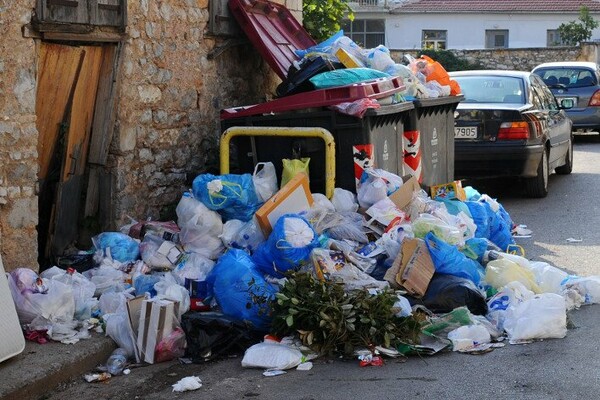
[126,296,146,363]
[388,175,422,210]
[383,238,434,297]
[429,180,466,201]
[137,298,180,364]
[255,172,313,236]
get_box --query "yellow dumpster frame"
[220,126,336,198]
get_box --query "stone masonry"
[0,2,39,271]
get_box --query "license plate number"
[455,127,477,139]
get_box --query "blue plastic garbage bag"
[295,30,344,58]
[486,203,515,251]
[465,201,491,239]
[92,232,140,263]
[134,274,160,297]
[464,186,481,201]
[192,173,261,222]
[424,232,484,286]
[460,237,489,263]
[206,249,277,332]
[438,198,472,217]
[252,214,320,278]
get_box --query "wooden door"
[36,42,112,263]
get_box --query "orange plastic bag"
[419,55,462,96]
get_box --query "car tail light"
[589,90,600,106]
[498,122,529,140]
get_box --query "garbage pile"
[290,29,461,105]
[8,166,600,376]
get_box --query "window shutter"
[93,0,126,29]
[38,0,90,25]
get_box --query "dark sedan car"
[532,61,600,135]
[449,70,573,198]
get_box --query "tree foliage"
[302,0,354,42]
[557,6,599,46]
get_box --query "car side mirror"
[559,98,574,109]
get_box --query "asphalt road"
[47,137,600,400]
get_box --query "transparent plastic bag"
[252,162,278,202]
[413,213,464,246]
[364,45,395,72]
[140,234,185,270]
[172,252,215,285]
[485,258,541,293]
[331,188,358,213]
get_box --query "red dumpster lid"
[228,0,316,80]
[220,76,406,119]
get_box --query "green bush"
[418,49,484,71]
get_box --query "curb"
[0,333,116,400]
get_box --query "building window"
[485,29,508,48]
[547,30,566,46]
[341,19,385,48]
[422,30,447,50]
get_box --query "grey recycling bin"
[405,96,464,188]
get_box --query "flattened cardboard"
[388,175,421,211]
[384,238,434,297]
[255,172,313,236]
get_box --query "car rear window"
[533,68,597,88]
[451,76,525,104]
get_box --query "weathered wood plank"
[85,43,120,217]
[36,43,84,181]
[61,45,104,182]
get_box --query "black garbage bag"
[181,311,263,362]
[407,273,488,315]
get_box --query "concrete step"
[0,333,116,400]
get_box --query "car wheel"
[555,136,573,175]
[524,148,549,198]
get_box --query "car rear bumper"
[566,107,600,130]
[455,142,543,179]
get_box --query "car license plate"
[455,126,477,139]
[559,96,577,104]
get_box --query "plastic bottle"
[106,348,128,375]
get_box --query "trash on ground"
[172,376,202,392]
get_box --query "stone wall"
[0,2,39,271]
[390,46,584,71]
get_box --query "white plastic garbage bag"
[503,293,567,342]
[241,342,304,370]
[176,193,224,259]
[8,268,75,326]
[41,266,97,320]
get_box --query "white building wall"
[380,12,600,50]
